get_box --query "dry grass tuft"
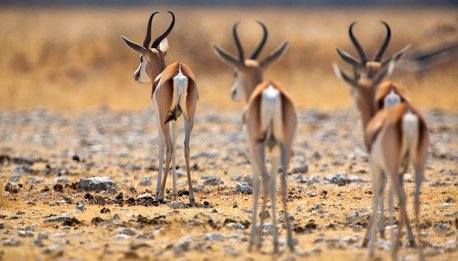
[0,6,457,113]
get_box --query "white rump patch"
[261,85,283,142]
[401,110,419,166]
[172,64,189,114]
[383,89,401,108]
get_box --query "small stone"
[233,182,252,194]
[292,165,308,174]
[168,200,185,209]
[139,176,152,186]
[18,230,34,237]
[71,154,80,162]
[278,213,294,223]
[115,228,137,236]
[76,201,86,212]
[3,238,21,246]
[202,176,220,186]
[173,237,194,255]
[203,233,224,241]
[225,222,245,230]
[76,177,116,192]
[34,232,48,247]
[43,244,64,256]
[130,241,151,250]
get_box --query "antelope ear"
[336,48,362,68]
[374,59,396,86]
[333,63,358,87]
[121,35,149,55]
[382,44,411,67]
[159,38,169,57]
[260,41,288,69]
[212,43,242,68]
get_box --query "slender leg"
[248,172,261,252]
[256,174,269,250]
[184,118,196,206]
[378,172,386,239]
[388,183,395,251]
[399,176,416,247]
[170,121,178,200]
[280,144,294,252]
[414,166,424,261]
[367,162,383,257]
[269,148,279,254]
[362,162,383,249]
[248,142,263,252]
[159,125,173,201]
[156,123,166,198]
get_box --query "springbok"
[336,21,410,82]
[121,11,198,206]
[335,21,411,242]
[334,62,429,259]
[212,21,296,253]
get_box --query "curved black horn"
[250,21,268,60]
[349,22,367,64]
[143,12,159,48]
[151,11,175,49]
[232,22,245,62]
[373,21,391,62]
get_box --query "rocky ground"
[0,107,457,260]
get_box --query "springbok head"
[121,11,174,83]
[336,21,410,81]
[333,59,396,128]
[212,21,288,102]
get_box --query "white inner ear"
[231,74,244,101]
[135,57,150,83]
[159,38,169,53]
[332,63,344,81]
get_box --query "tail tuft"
[401,110,419,169]
[165,64,188,124]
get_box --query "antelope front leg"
[184,118,196,207]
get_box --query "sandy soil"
[0,107,456,260]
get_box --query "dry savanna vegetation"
[0,6,457,112]
[0,5,457,261]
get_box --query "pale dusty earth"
[0,107,457,260]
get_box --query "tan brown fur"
[212,22,295,253]
[121,12,198,206]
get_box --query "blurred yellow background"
[0,6,457,113]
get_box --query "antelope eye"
[233,71,238,77]
[140,55,144,63]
